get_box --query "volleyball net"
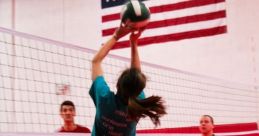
[0,27,258,135]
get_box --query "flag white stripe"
[101,18,226,43]
[101,0,191,15]
[144,0,192,10]
[101,2,225,30]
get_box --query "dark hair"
[203,115,214,124]
[60,100,75,111]
[116,68,166,126]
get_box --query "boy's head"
[199,115,214,135]
[60,100,76,123]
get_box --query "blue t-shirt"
[89,76,145,136]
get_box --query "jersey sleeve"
[137,91,145,100]
[89,76,111,106]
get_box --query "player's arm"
[91,37,116,81]
[130,28,145,71]
[91,24,131,81]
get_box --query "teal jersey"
[89,76,145,136]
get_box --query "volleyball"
[121,0,150,28]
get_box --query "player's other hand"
[130,26,146,43]
[113,20,133,40]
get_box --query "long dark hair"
[116,68,166,126]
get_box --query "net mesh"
[0,27,258,133]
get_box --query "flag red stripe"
[102,13,120,23]
[149,0,225,14]
[102,10,226,36]
[136,122,258,133]
[102,0,225,22]
[112,26,227,49]
[148,10,226,29]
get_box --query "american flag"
[101,0,227,49]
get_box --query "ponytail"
[116,68,167,126]
[128,96,166,126]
